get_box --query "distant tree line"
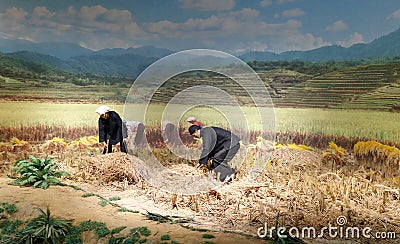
[247,56,400,75]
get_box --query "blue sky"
[0,0,399,54]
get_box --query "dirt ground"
[1,145,399,244]
[0,177,270,244]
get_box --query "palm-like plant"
[11,155,69,189]
[19,207,72,244]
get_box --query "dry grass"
[1,134,399,243]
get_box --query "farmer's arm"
[199,129,215,165]
[98,119,106,142]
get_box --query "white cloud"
[144,8,262,38]
[387,9,400,20]
[179,0,235,11]
[0,7,28,35]
[275,8,305,18]
[269,32,330,53]
[0,4,330,53]
[0,5,148,49]
[337,32,364,47]
[260,0,273,7]
[325,20,348,32]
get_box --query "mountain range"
[239,28,400,62]
[0,27,400,77]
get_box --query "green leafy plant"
[77,220,110,239]
[111,226,127,235]
[160,234,170,241]
[109,196,121,201]
[202,234,215,239]
[11,155,69,189]
[18,207,72,244]
[118,207,139,213]
[0,219,23,235]
[81,193,95,197]
[0,202,17,215]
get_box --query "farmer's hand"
[103,141,108,148]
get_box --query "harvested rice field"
[0,130,399,243]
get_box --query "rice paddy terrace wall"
[279,63,400,109]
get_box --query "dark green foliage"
[125,226,151,243]
[108,236,125,244]
[122,239,135,244]
[202,234,215,239]
[96,227,111,238]
[111,226,127,235]
[0,202,17,215]
[11,155,69,189]
[18,207,73,244]
[160,234,170,241]
[77,220,110,239]
[65,231,83,244]
[143,211,194,224]
[0,219,23,235]
[137,227,151,237]
[171,241,180,244]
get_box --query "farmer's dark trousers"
[211,143,240,181]
[103,141,127,154]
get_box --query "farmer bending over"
[95,105,127,154]
[189,125,239,182]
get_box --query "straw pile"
[132,146,400,241]
[62,146,400,241]
[67,152,142,186]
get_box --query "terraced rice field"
[279,63,400,108]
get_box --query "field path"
[0,177,268,244]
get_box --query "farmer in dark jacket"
[189,125,240,182]
[95,105,127,154]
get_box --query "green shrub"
[11,155,69,189]
[78,220,110,239]
[109,196,121,201]
[0,219,23,235]
[82,193,95,197]
[118,207,139,213]
[138,227,151,237]
[18,207,72,243]
[111,226,127,235]
[1,202,17,214]
[160,234,170,240]
[202,234,215,239]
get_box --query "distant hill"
[240,27,400,62]
[0,52,61,76]
[5,51,159,77]
[0,38,172,61]
[2,49,400,110]
[93,45,172,59]
[0,43,174,77]
[0,39,94,59]
[2,27,400,77]
[66,54,158,77]
[7,51,75,71]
